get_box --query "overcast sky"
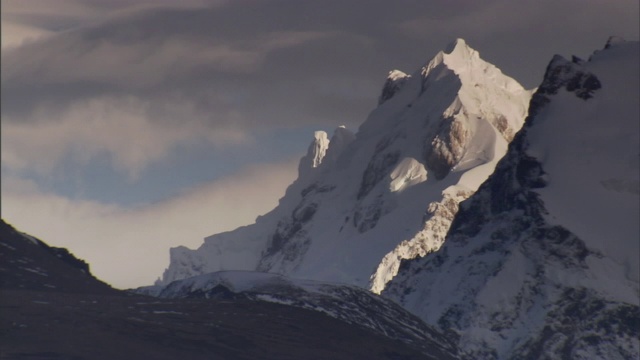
[2,0,638,289]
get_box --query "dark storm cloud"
[2,3,367,128]
[2,0,638,138]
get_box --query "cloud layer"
[3,0,638,178]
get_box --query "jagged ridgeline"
[384,37,640,359]
[157,38,531,291]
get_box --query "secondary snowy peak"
[157,39,530,292]
[157,126,355,287]
[384,39,639,359]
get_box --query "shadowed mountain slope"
[0,219,456,359]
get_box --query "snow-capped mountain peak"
[157,39,531,293]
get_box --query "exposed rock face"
[370,187,472,293]
[158,39,530,292]
[384,40,639,359]
[425,117,470,180]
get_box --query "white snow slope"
[157,39,531,292]
[384,38,640,359]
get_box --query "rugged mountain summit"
[384,38,640,359]
[158,39,531,291]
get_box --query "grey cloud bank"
[5,0,638,124]
[4,0,638,177]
